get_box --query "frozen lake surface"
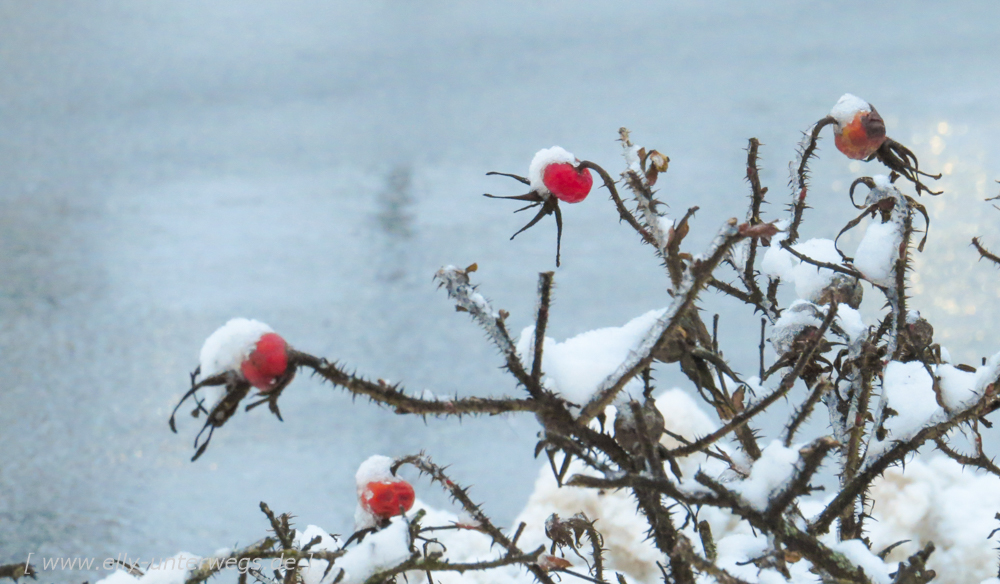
[3,1,1000,580]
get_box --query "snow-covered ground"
[3,1,1000,582]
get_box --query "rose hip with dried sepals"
[484,146,594,266]
[830,94,887,161]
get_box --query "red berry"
[542,162,593,203]
[362,480,415,518]
[835,110,886,160]
[241,332,289,391]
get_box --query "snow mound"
[95,553,201,584]
[335,520,411,584]
[868,456,1000,584]
[853,219,903,285]
[761,236,847,302]
[516,308,666,405]
[514,389,724,583]
[769,300,823,355]
[730,440,800,511]
[869,355,1000,459]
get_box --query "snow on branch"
[577,218,744,423]
[433,263,536,394]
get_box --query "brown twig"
[532,272,555,384]
[393,454,557,584]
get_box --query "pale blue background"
[2,2,999,581]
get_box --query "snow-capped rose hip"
[484,146,595,266]
[811,94,941,195]
[169,318,299,461]
[830,94,886,160]
[354,455,417,532]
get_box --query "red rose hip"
[830,94,886,160]
[241,332,290,391]
[542,162,593,203]
[361,480,415,518]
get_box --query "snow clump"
[830,93,871,127]
[199,318,274,378]
[516,308,666,405]
[729,440,801,510]
[853,218,903,285]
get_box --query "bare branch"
[434,265,536,393]
[532,272,555,384]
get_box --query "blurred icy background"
[2,1,1000,580]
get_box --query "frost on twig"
[434,263,535,393]
[618,127,671,258]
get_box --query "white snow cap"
[873,174,894,189]
[830,93,872,128]
[355,454,397,490]
[199,318,274,378]
[528,146,577,194]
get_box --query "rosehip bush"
[9,96,1000,584]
